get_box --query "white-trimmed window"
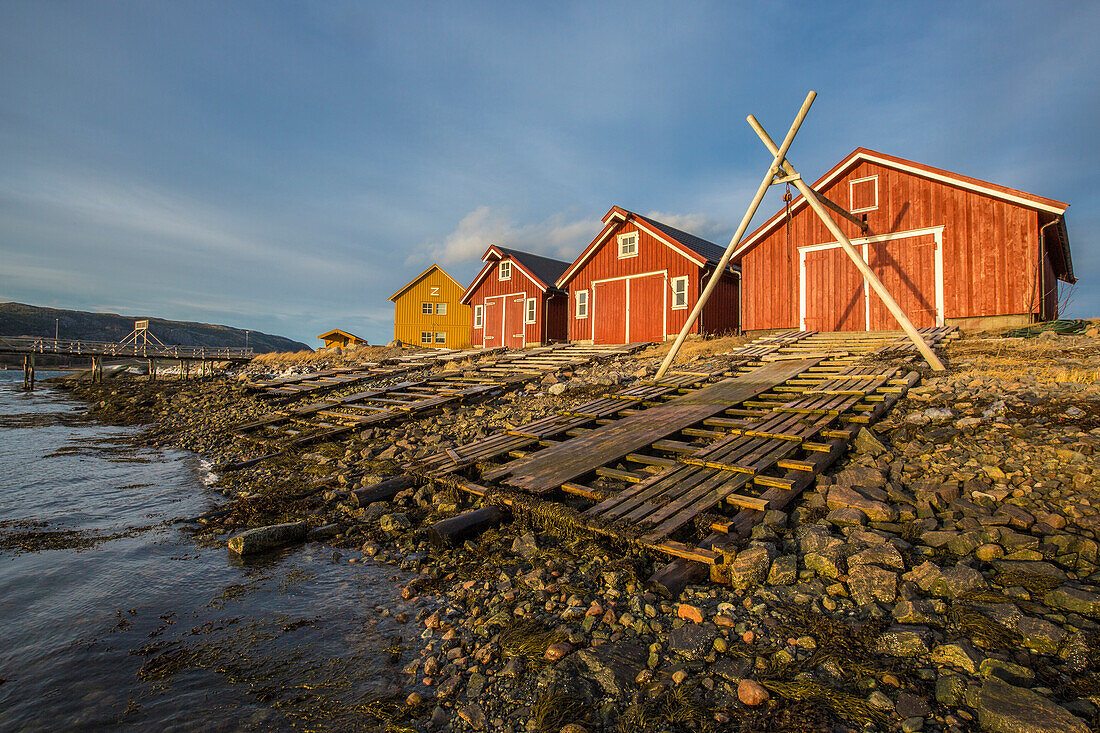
[435,332,446,344]
[575,290,588,319]
[849,175,879,213]
[420,331,432,344]
[617,231,638,258]
[525,298,537,324]
[671,276,689,309]
[473,304,483,329]
[435,302,447,316]
[421,302,433,315]
[498,261,512,280]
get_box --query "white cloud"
[414,206,603,266]
[643,210,730,244]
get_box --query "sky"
[1,1,1097,347]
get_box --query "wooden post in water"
[182,360,189,380]
[148,359,155,382]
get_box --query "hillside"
[0,302,309,354]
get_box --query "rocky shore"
[56,333,1100,732]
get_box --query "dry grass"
[251,345,403,368]
[944,334,1100,384]
[634,333,754,364]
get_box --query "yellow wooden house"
[389,264,472,348]
[317,329,369,349]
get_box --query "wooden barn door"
[593,280,626,344]
[802,247,865,331]
[506,295,526,348]
[482,297,504,347]
[627,274,665,343]
[868,234,938,329]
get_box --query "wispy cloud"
[414,206,603,266]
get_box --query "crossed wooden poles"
[657,91,946,379]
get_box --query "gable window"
[473,305,483,329]
[435,302,447,316]
[525,298,537,324]
[435,332,446,344]
[671,276,689,309]
[499,261,512,280]
[420,331,432,344]
[849,175,879,213]
[575,290,589,319]
[421,302,433,315]
[618,231,639,258]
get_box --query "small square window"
[421,302,433,315]
[849,176,879,213]
[435,302,447,316]
[525,298,537,324]
[575,290,588,319]
[671,276,689,309]
[617,232,638,258]
[499,261,511,280]
[435,332,446,344]
[420,331,432,344]
[473,305,483,329]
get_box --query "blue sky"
[1,1,1097,346]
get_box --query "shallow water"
[0,373,416,731]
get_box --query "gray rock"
[847,565,898,606]
[728,545,773,589]
[849,543,906,571]
[936,673,967,706]
[511,532,539,558]
[1018,616,1066,654]
[854,427,889,455]
[380,513,412,533]
[457,702,487,731]
[227,521,308,555]
[873,625,931,658]
[1043,586,1100,618]
[666,624,718,661]
[977,677,1089,733]
[573,641,648,697]
[929,565,987,599]
[895,691,932,718]
[767,555,798,586]
[980,658,1035,687]
[930,640,983,674]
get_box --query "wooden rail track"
[228,344,645,460]
[404,328,945,576]
[243,347,508,399]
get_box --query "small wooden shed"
[557,206,741,344]
[732,149,1074,333]
[317,329,368,349]
[389,264,472,348]
[462,245,570,349]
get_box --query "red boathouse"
[462,245,570,349]
[557,206,740,344]
[731,149,1074,333]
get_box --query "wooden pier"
[397,328,953,585]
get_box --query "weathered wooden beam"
[428,506,503,547]
[349,476,415,508]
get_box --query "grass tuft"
[498,619,565,661]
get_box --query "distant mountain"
[0,302,310,354]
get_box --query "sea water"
[0,373,414,731]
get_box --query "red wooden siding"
[565,219,738,343]
[868,233,938,329]
[803,247,865,331]
[701,271,741,335]
[466,257,567,347]
[739,158,1048,331]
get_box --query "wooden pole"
[428,506,503,547]
[149,359,155,382]
[747,117,946,371]
[655,91,818,380]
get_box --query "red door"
[506,295,526,348]
[483,297,503,347]
[593,280,626,344]
[627,274,665,343]
[803,247,865,331]
[868,234,938,329]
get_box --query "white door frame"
[798,226,944,331]
[483,291,526,346]
[591,269,668,343]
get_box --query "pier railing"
[0,336,254,361]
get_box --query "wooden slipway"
[487,359,820,494]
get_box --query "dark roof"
[635,214,730,266]
[495,246,571,289]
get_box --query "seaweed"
[615,682,714,733]
[531,686,589,732]
[498,619,565,661]
[995,569,1062,594]
[762,679,889,727]
[946,605,1020,648]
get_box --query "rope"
[1002,319,1087,339]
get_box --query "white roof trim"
[731,151,1068,260]
[557,214,706,288]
